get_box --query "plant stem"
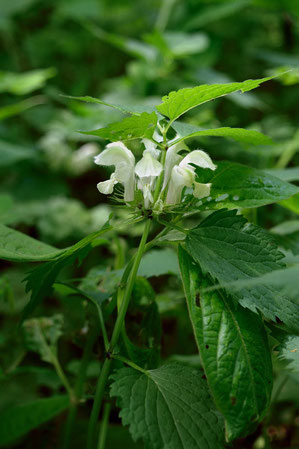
[157,217,187,234]
[86,220,151,449]
[97,402,112,449]
[275,133,299,168]
[155,0,176,33]
[153,148,167,203]
[112,354,146,374]
[52,356,76,404]
[61,321,100,449]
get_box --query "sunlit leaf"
[156,77,274,123]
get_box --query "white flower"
[135,141,163,209]
[94,142,135,202]
[166,149,216,205]
[162,140,188,190]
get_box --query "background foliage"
[1,0,299,448]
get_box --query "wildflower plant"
[1,77,299,449]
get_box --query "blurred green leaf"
[0,395,69,447]
[0,140,36,167]
[23,314,63,363]
[0,69,56,95]
[0,96,46,120]
[184,0,250,30]
[64,95,157,115]
[163,31,209,57]
[277,335,299,372]
[280,192,299,214]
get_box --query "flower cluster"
[94,135,216,212]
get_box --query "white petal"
[123,175,135,202]
[162,141,188,190]
[142,184,154,209]
[179,149,216,172]
[166,166,194,205]
[142,139,160,159]
[135,153,162,179]
[94,142,135,182]
[193,182,211,199]
[97,174,117,195]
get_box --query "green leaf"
[156,76,274,123]
[0,96,46,120]
[183,0,249,30]
[23,247,89,321]
[0,140,37,167]
[185,209,299,332]
[138,248,180,277]
[110,364,225,449]
[0,216,112,263]
[22,219,113,319]
[23,314,63,363]
[0,396,69,447]
[277,335,299,372]
[171,122,273,145]
[0,68,56,95]
[200,264,299,302]
[82,112,157,141]
[280,192,299,214]
[194,161,299,210]
[0,224,64,262]
[162,32,209,57]
[64,95,157,115]
[178,247,272,441]
[265,167,299,182]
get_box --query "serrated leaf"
[178,247,272,441]
[200,264,299,303]
[185,209,299,332]
[194,161,299,209]
[0,396,69,447]
[277,335,299,372]
[110,364,225,449]
[156,76,273,123]
[23,314,63,363]
[82,112,157,141]
[0,224,64,262]
[171,122,273,145]
[138,248,180,277]
[64,95,157,115]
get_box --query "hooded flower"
[162,140,188,191]
[94,142,135,202]
[134,139,163,209]
[166,149,216,205]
